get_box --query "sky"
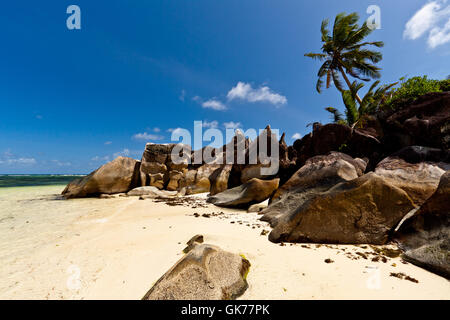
[0,0,449,174]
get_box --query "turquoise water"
[0,175,85,188]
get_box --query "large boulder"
[235,125,281,184]
[273,152,366,201]
[262,173,416,244]
[62,157,140,199]
[375,146,450,206]
[207,178,279,209]
[209,164,233,196]
[185,164,221,195]
[142,244,250,300]
[394,171,450,278]
[140,143,175,188]
[293,123,381,169]
[264,152,366,225]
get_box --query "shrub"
[438,79,450,91]
[386,76,442,109]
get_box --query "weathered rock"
[395,171,450,278]
[209,164,233,196]
[186,164,221,195]
[238,126,281,184]
[293,123,381,169]
[140,143,175,187]
[62,157,140,199]
[263,173,415,244]
[183,234,205,253]
[128,186,177,198]
[207,178,279,209]
[375,146,450,206]
[142,244,250,300]
[167,170,184,191]
[270,152,366,204]
[149,173,165,189]
[247,200,269,213]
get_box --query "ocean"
[0,175,85,188]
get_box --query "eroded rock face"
[263,173,415,245]
[207,178,279,209]
[142,244,250,300]
[209,164,233,196]
[273,152,366,201]
[62,157,140,199]
[263,152,366,225]
[140,144,173,188]
[293,123,381,168]
[395,171,450,279]
[375,146,450,206]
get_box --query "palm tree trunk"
[338,66,363,105]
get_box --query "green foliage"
[438,79,450,91]
[305,12,383,99]
[325,80,396,126]
[386,76,442,108]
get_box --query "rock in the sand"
[142,244,250,300]
[375,146,450,206]
[238,125,281,184]
[149,173,165,189]
[207,178,279,209]
[186,164,221,195]
[183,234,205,253]
[395,171,450,278]
[140,143,176,188]
[248,200,269,213]
[62,157,140,199]
[270,152,366,204]
[262,152,366,224]
[167,170,184,191]
[263,173,415,244]
[209,164,233,196]
[127,186,177,198]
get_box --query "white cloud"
[113,148,131,158]
[227,82,287,106]
[0,158,36,165]
[0,150,36,166]
[91,155,110,162]
[51,160,72,167]
[202,99,227,111]
[179,89,186,102]
[292,133,302,140]
[132,132,164,141]
[153,127,161,133]
[223,121,242,129]
[104,141,112,145]
[429,19,450,47]
[404,1,450,48]
[202,120,219,128]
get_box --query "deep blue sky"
[0,0,449,174]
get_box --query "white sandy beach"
[0,185,449,300]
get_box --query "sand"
[0,186,449,300]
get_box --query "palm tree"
[305,12,384,104]
[326,80,397,126]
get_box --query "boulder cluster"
[62,92,450,278]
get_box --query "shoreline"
[0,185,448,300]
